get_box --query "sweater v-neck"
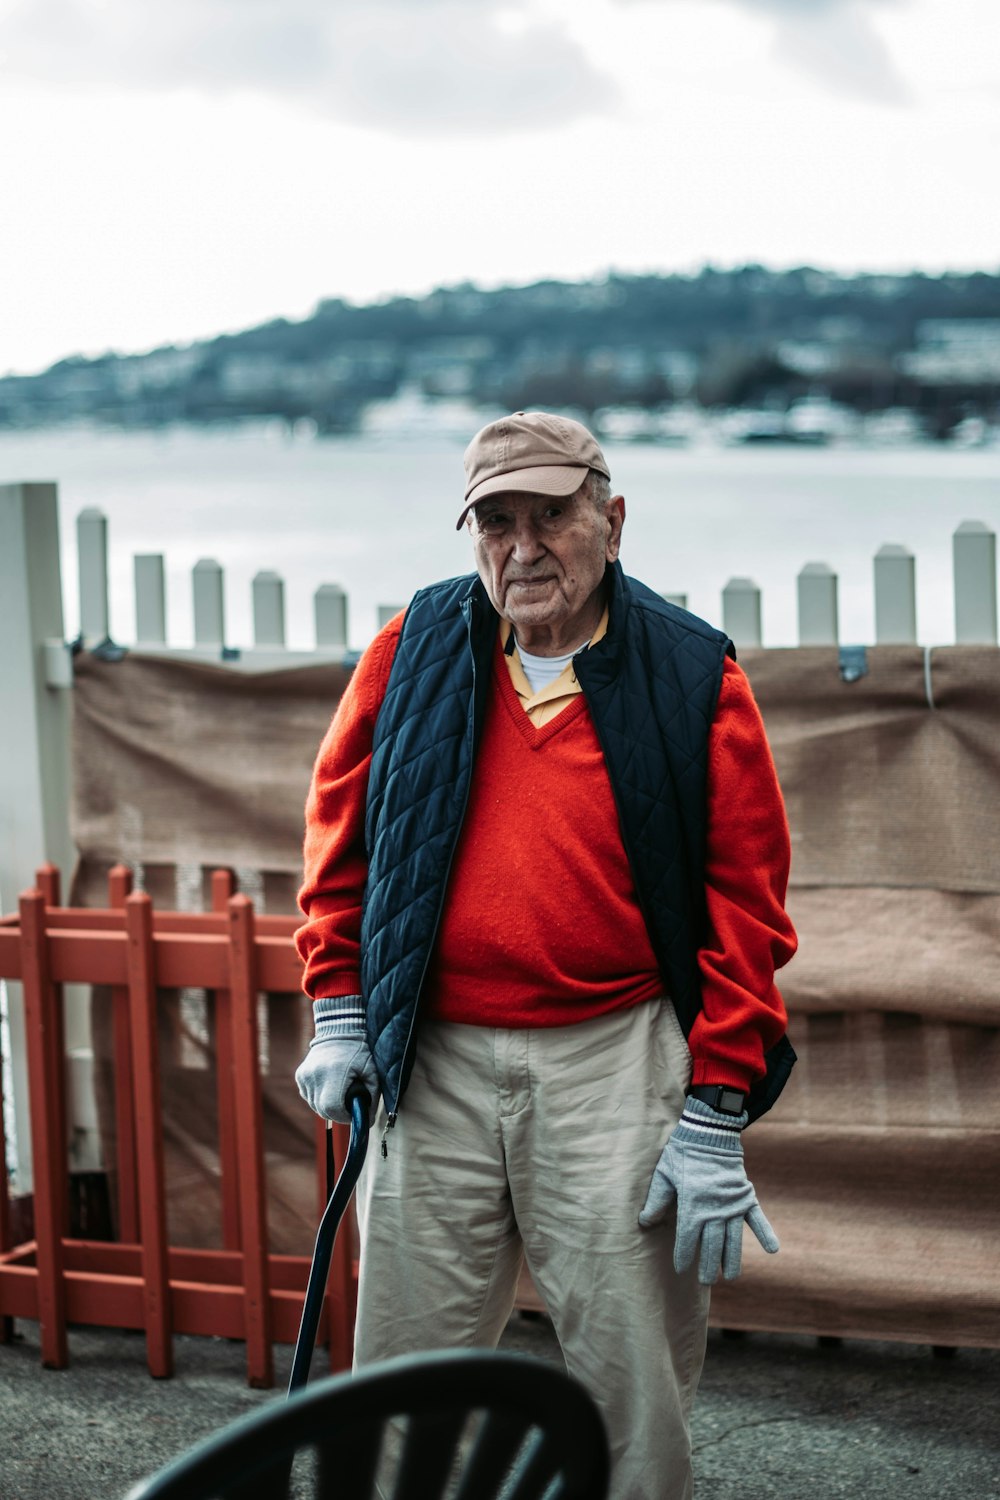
[495,645,589,747]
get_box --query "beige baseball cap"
[457,411,610,530]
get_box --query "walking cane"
[288,1086,371,1395]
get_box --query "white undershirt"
[515,639,589,694]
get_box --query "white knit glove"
[639,1096,779,1284]
[294,996,380,1124]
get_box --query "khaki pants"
[354,999,710,1500]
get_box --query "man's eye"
[481,513,509,532]
[542,506,564,522]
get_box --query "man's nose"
[510,518,545,562]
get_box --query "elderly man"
[295,411,797,1500]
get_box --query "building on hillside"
[897,320,1000,383]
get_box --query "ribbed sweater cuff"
[313,994,366,1039]
[672,1096,749,1152]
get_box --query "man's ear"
[606,495,626,560]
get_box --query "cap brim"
[455,464,588,530]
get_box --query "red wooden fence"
[0,864,356,1387]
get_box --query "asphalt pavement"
[2,1315,998,1499]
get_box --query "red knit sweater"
[296,616,796,1091]
[423,636,664,1025]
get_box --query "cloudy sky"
[1,0,997,374]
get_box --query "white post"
[193,559,226,647]
[252,570,286,648]
[134,554,167,645]
[77,507,109,645]
[0,483,75,1191]
[874,545,917,644]
[722,577,762,648]
[376,605,405,631]
[797,562,839,646]
[953,521,998,644]
[315,584,348,649]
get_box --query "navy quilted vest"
[361,562,794,1124]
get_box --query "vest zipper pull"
[381,1113,397,1158]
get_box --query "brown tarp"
[70,644,1000,1344]
[71,654,352,1258]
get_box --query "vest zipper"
[574,666,676,1013]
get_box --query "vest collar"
[574,561,630,688]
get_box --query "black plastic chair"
[125,1349,610,1500]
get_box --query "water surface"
[2,423,997,649]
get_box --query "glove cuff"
[672,1095,749,1152]
[312,994,366,1041]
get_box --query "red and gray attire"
[295,562,796,1500]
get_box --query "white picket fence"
[73,505,404,666]
[66,502,1000,660]
[1,480,998,1190]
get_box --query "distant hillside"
[2,266,999,438]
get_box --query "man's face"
[468,486,625,653]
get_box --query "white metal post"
[797,562,839,646]
[874,545,917,644]
[193,559,226,647]
[252,570,286,648]
[134,554,167,644]
[77,507,110,645]
[376,604,405,631]
[0,483,76,1191]
[314,584,348,649]
[953,521,998,644]
[722,577,762,648]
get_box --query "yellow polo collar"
[499,608,609,726]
